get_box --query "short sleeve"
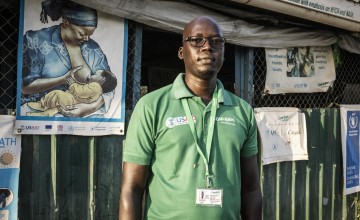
[240,106,258,157]
[123,98,155,165]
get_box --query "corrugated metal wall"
[14,110,360,220]
[261,109,360,220]
[18,135,123,220]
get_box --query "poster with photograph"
[0,115,21,220]
[264,46,336,94]
[254,107,308,165]
[14,0,127,136]
[340,105,360,195]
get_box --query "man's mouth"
[198,57,215,63]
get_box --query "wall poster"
[341,105,360,195]
[264,46,336,94]
[14,0,127,136]
[254,107,308,165]
[0,115,21,220]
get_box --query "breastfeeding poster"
[264,46,336,94]
[254,107,308,165]
[340,105,360,195]
[0,115,21,220]
[14,0,128,136]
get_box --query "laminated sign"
[264,46,336,94]
[14,0,128,136]
[254,107,308,165]
[340,105,360,195]
[0,115,21,220]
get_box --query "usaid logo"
[165,115,196,128]
[23,125,40,130]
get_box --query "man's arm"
[119,162,149,220]
[241,155,262,220]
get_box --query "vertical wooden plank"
[279,161,292,220]
[94,135,123,219]
[276,163,280,220]
[331,164,336,220]
[318,163,323,220]
[291,161,296,220]
[305,109,321,220]
[56,135,90,219]
[89,137,95,220]
[262,163,277,220]
[50,135,58,220]
[18,135,34,219]
[19,135,52,220]
[293,160,307,220]
[306,165,310,220]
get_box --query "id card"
[195,188,223,207]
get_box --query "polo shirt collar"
[171,73,233,106]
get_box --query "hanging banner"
[340,105,360,195]
[254,107,308,165]
[264,46,336,94]
[0,115,21,220]
[14,0,127,136]
[278,0,360,22]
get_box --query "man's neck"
[184,74,217,102]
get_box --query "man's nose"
[201,39,213,51]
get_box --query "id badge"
[195,188,223,207]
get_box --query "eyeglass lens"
[187,36,225,47]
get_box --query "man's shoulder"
[223,89,253,109]
[138,84,173,104]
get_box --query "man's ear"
[178,47,183,60]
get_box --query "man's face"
[179,18,225,80]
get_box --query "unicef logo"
[165,117,175,128]
[349,115,358,129]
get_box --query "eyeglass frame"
[183,36,226,48]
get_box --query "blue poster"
[345,111,360,188]
[0,115,21,220]
[0,169,19,220]
[341,105,360,195]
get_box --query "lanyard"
[181,89,218,188]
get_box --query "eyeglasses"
[183,36,226,48]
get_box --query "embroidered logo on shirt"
[165,116,196,128]
[215,117,236,126]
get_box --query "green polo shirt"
[123,73,258,220]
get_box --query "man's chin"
[196,70,217,79]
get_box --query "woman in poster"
[21,0,115,117]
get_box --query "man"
[120,16,262,220]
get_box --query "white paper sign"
[254,107,308,165]
[264,46,336,94]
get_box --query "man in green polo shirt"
[120,16,262,220]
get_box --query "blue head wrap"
[62,2,98,27]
